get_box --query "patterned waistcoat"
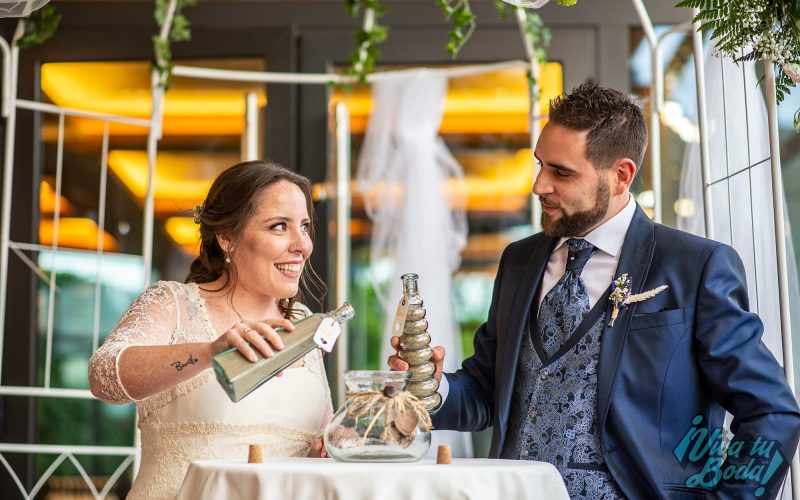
[500,306,624,499]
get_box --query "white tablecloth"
[177,457,570,500]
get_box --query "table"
[177,457,570,500]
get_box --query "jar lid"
[344,370,410,392]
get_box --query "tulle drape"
[356,69,472,457]
[0,0,49,18]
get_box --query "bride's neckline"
[187,282,219,340]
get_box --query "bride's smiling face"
[224,180,313,300]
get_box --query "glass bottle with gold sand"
[394,273,441,411]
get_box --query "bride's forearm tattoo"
[171,353,199,372]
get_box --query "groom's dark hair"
[548,81,647,170]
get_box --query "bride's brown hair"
[185,160,326,319]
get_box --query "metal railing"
[0,24,158,497]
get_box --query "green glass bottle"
[213,303,354,402]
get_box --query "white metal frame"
[0,0,796,497]
[765,60,799,499]
[632,1,799,495]
[0,90,154,399]
[333,102,351,404]
[634,1,798,495]
[0,445,135,500]
[159,5,800,494]
[243,91,259,161]
[171,59,528,85]
[632,0,663,223]
[0,9,164,495]
[691,10,714,241]
[514,7,543,233]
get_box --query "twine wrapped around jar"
[325,370,431,461]
[345,386,433,445]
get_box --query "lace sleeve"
[88,281,178,404]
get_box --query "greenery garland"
[153,0,196,89]
[16,4,61,49]
[146,0,570,89]
[676,0,800,127]
[493,1,552,100]
[344,1,576,83]
[435,0,477,57]
[345,0,389,81]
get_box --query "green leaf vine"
[345,0,577,84]
[153,0,197,89]
[344,0,480,81]
[676,0,800,127]
[520,9,552,100]
[16,4,61,49]
[435,0,477,57]
[345,0,389,82]
[491,1,552,100]
[519,10,551,68]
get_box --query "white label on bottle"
[391,297,410,338]
[314,317,341,353]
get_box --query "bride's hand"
[210,318,295,362]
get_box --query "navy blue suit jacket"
[433,205,800,499]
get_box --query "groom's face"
[532,123,613,238]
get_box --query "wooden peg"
[436,445,451,464]
[248,444,263,463]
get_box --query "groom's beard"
[541,180,610,238]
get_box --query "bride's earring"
[225,252,231,264]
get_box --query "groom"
[389,82,800,498]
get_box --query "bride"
[88,160,332,499]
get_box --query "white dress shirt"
[538,194,636,310]
[438,195,637,404]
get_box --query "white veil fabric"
[677,52,800,388]
[0,0,49,17]
[356,69,472,457]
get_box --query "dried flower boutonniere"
[608,274,631,327]
[608,273,669,327]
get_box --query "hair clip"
[193,203,205,225]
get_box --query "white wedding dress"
[88,281,333,500]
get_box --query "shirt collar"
[553,194,636,257]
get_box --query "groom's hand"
[308,437,329,458]
[388,336,445,382]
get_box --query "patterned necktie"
[537,238,597,357]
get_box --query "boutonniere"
[608,273,669,327]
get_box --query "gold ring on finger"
[243,326,253,334]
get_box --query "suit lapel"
[496,235,557,441]
[597,206,656,428]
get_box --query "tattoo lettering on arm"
[171,353,199,372]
